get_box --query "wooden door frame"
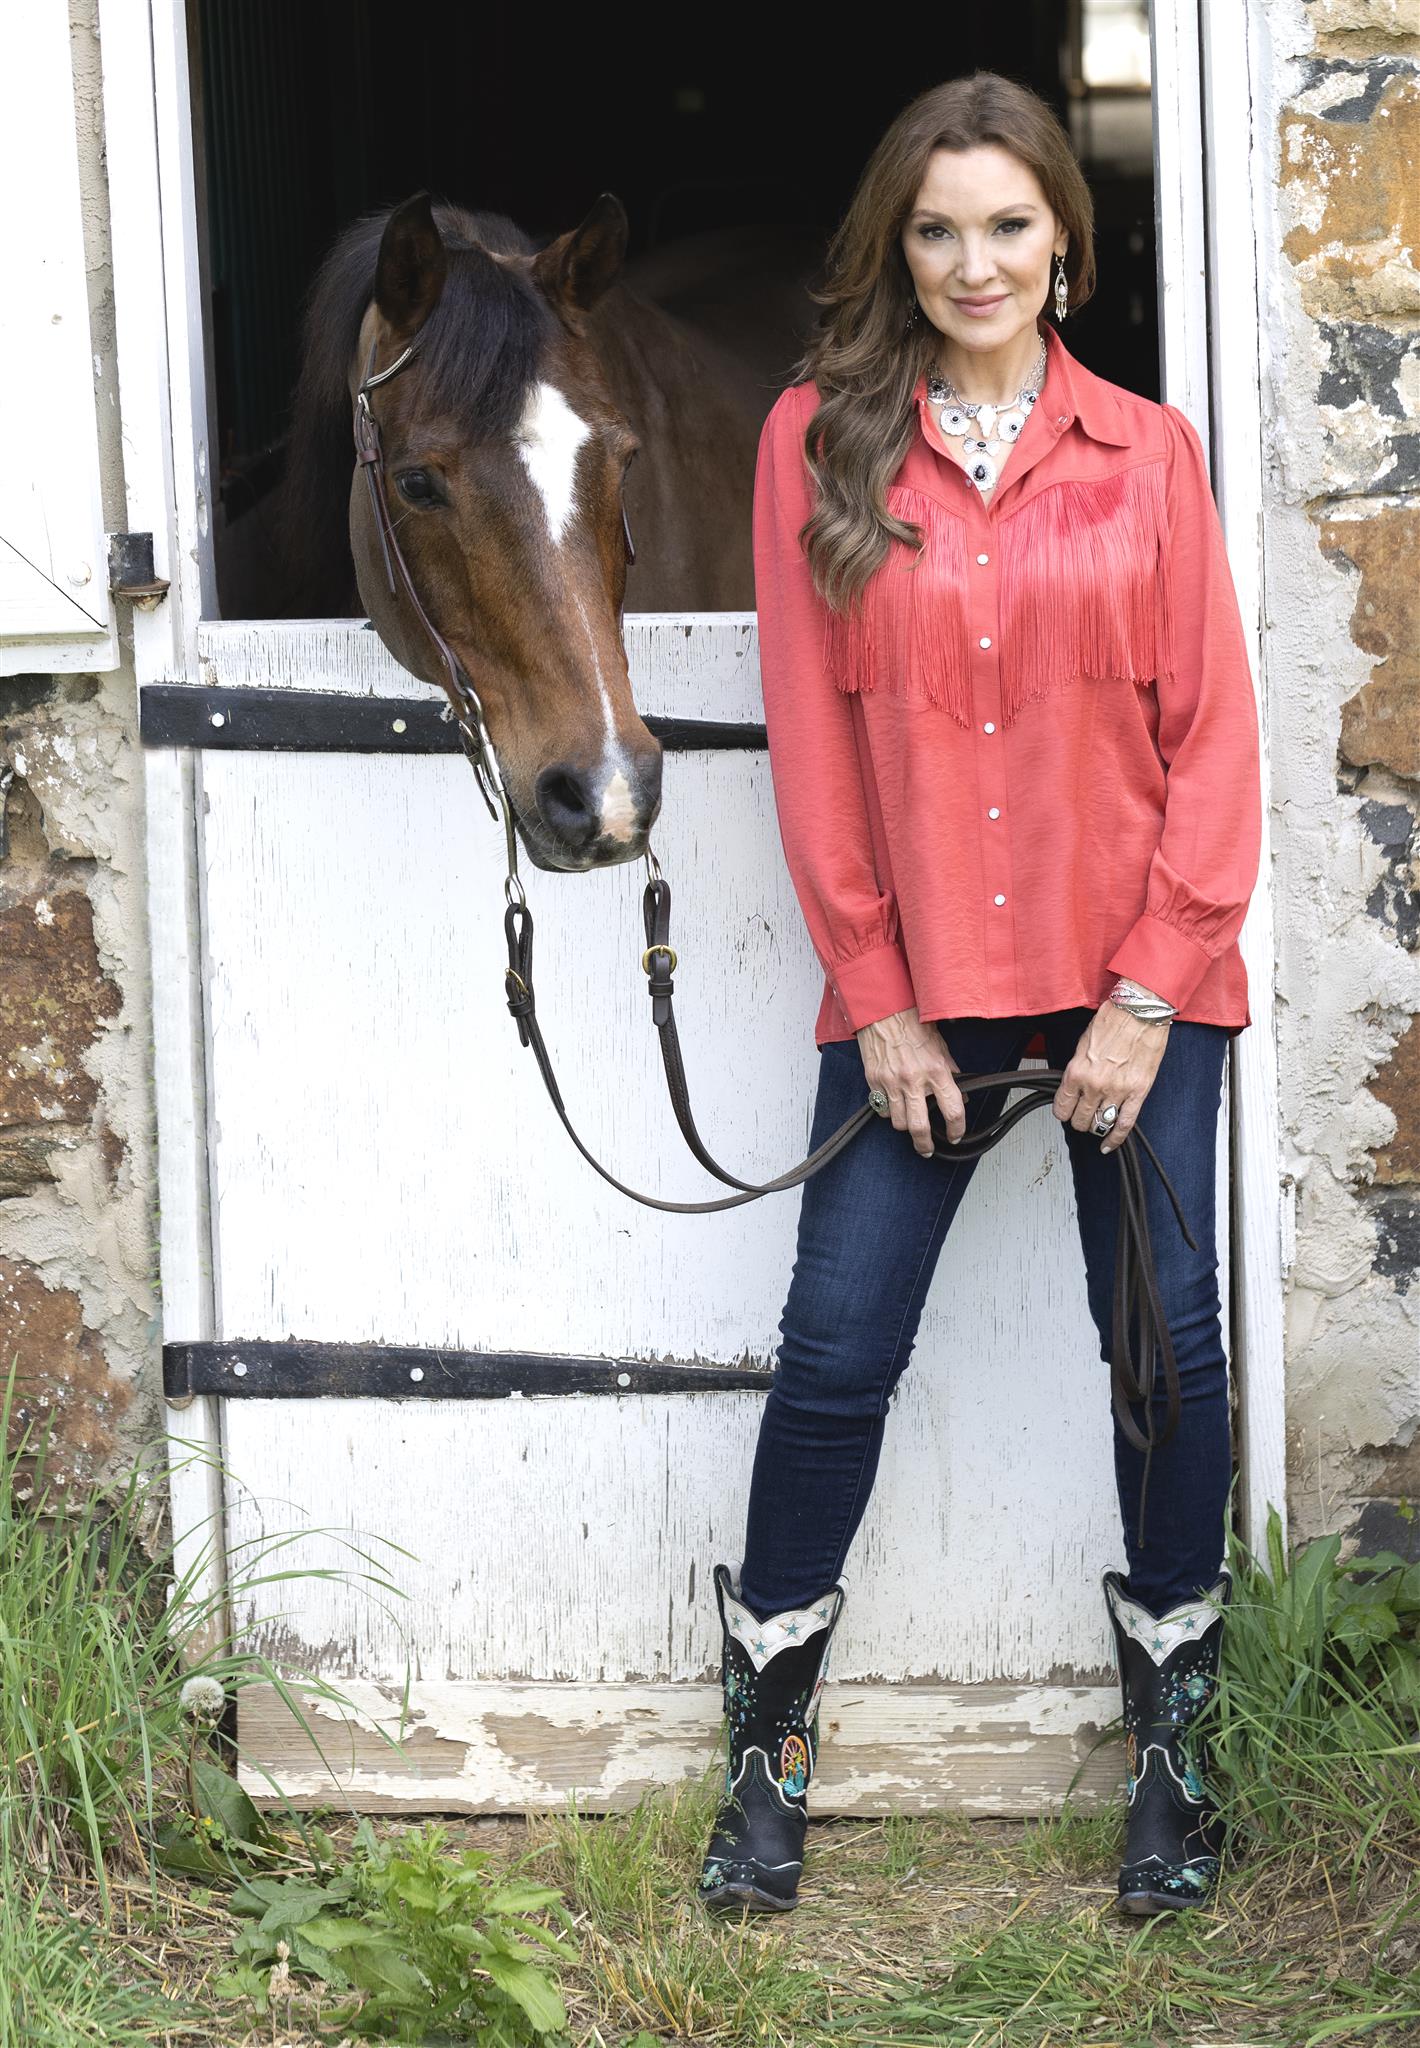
[104,0,1287,1716]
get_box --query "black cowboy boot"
[1102,1565,1233,1913]
[697,1561,847,1913]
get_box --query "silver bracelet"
[1108,976,1177,1025]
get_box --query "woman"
[698,71,1262,1921]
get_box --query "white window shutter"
[0,2,118,672]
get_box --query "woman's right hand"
[856,1007,966,1158]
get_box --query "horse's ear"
[532,193,628,322]
[373,192,448,337]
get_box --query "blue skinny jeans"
[737,1009,1234,1622]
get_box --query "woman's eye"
[396,469,439,505]
[920,220,1027,239]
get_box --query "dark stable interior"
[189,0,1160,620]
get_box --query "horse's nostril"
[534,751,662,851]
[535,762,599,843]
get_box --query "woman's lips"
[954,294,1008,316]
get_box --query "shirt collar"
[914,321,1133,448]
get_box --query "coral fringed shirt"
[752,321,1262,1053]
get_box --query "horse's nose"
[535,744,662,850]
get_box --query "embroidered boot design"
[697,1561,847,1913]
[1102,1565,1232,1912]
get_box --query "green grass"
[3,1336,1417,2046]
[0,1349,416,2044]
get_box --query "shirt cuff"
[1105,914,1214,1013]
[827,939,917,1033]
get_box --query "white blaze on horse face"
[513,380,591,545]
[572,590,639,844]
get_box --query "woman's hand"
[1054,1000,1170,1153]
[856,1007,965,1159]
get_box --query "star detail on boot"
[721,1583,845,1673]
[1103,1571,1230,1667]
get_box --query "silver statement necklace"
[925,334,1048,495]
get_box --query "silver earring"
[1054,253,1069,322]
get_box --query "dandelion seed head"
[179,1674,226,1723]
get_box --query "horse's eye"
[396,469,439,505]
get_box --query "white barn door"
[175,617,1133,1813]
[108,0,1282,1812]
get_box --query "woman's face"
[900,144,1067,354]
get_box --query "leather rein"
[352,327,1196,1539]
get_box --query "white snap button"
[983,721,995,734]
[977,553,989,565]
[988,806,1000,818]
[994,893,1006,905]
[979,636,992,648]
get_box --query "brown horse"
[277,190,818,874]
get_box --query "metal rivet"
[617,1371,632,1388]
[232,1360,247,1376]
[210,711,225,728]
[409,1366,424,1381]
[391,718,407,734]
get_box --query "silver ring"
[1091,1102,1119,1136]
[868,1087,890,1116]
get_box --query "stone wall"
[1268,0,1419,1555]
[0,0,159,1504]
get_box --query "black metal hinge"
[108,533,170,605]
[163,1339,772,1401]
[140,684,766,754]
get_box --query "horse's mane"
[273,200,556,616]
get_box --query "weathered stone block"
[1306,0,1420,45]
[1319,503,1419,780]
[1312,322,1420,494]
[1281,65,1420,321]
[0,1255,133,1500]
[0,886,122,1198]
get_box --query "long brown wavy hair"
[791,72,1097,612]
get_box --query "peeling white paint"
[238,1677,1125,1815]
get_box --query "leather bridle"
[352,326,1198,1543]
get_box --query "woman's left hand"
[1053,1000,1171,1153]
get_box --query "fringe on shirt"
[821,485,973,726]
[997,464,1175,725]
[820,465,1176,730]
